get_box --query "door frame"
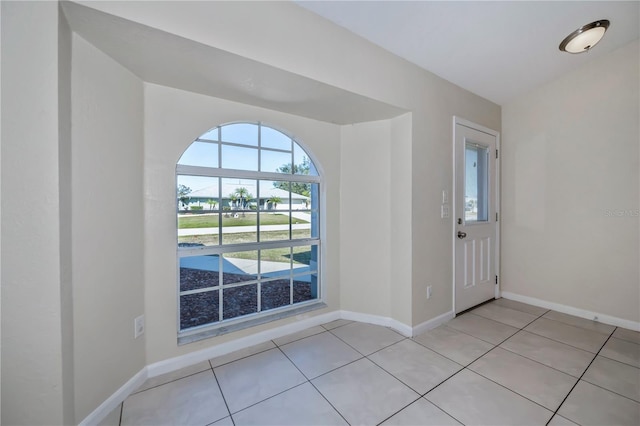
[452,116,501,314]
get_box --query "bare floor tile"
[273,326,326,346]
[425,369,553,426]
[543,311,615,335]
[369,339,462,394]
[321,319,353,330]
[446,313,519,344]
[471,303,538,328]
[210,417,234,426]
[600,337,640,368]
[135,361,211,393]
[548,415,579,425]
[232,382,347,426]
[525,317,609,353]
[491,298,548,316]
[381,398,461,425]
[413,325,494,365]
[614,328,640,344]
[500,331,594,377]
[330,322,404,355]
[280,332,362,379]
[209,340,276,368]
[558,380,640,426]
[582,356,640,402]
[312,358,418,425]
[214,348,306,413]
[121,371,228,426]
[469,347,577,410]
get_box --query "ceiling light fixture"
[559,20,610,54]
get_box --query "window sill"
[177,301,327,345]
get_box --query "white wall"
[502,40,640,323]
[143,84,342,362]
[1,2,72,424]
[340,120,393,318]
[71,34,145,420]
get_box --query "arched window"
[176,122,322,340]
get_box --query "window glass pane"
[221,123,258,146]
[199,128,219,141]
[222,145,258,171]
[181,290,219,330]
[261,149,292,174]
[260,248,291,279]
[222,251,258,285]
[180,255,220,291]
[177,175,219,212]
[292,245,318,275]
[259,180,291,242]
[293,273,319,304]
[178,141,218,168]
[261,126,291,150]
[221,179,257,244]
[223,284,257,320]
[293,143,318,176]
[178,213,220,248]
[465,143,489,222]
[261,279,291,311]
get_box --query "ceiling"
[296,1,640,105]
[62,2,406,125]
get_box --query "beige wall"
[502,40,640,322]
[340,120,393,318]
[143,84,342,362]
[71,34,146,420]
[1,2,72,424]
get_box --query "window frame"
[176,122,324,343]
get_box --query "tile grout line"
[210,360,234,424]
[546,327,618,426]
[275,345,351,426]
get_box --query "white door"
[454,120,498,313]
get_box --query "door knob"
[457,231,467,239]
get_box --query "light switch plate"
[442,190,449,204]
[441,205,450,218]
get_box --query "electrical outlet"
[134,315,145,339]
[427,285,432,299]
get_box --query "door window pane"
[465,142,489,222]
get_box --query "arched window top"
[178,122,318,176]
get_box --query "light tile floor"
[104,300,640,426]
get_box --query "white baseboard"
[147,310,340,378]
[81,308,423,425]
[340,310,413,337]
[79,367,147,426]
[412,310,455,337]
[501,291,640,332]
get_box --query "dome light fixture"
[559,20,610,54]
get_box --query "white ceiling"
[296,1,640,105]
[62,2,406,125]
